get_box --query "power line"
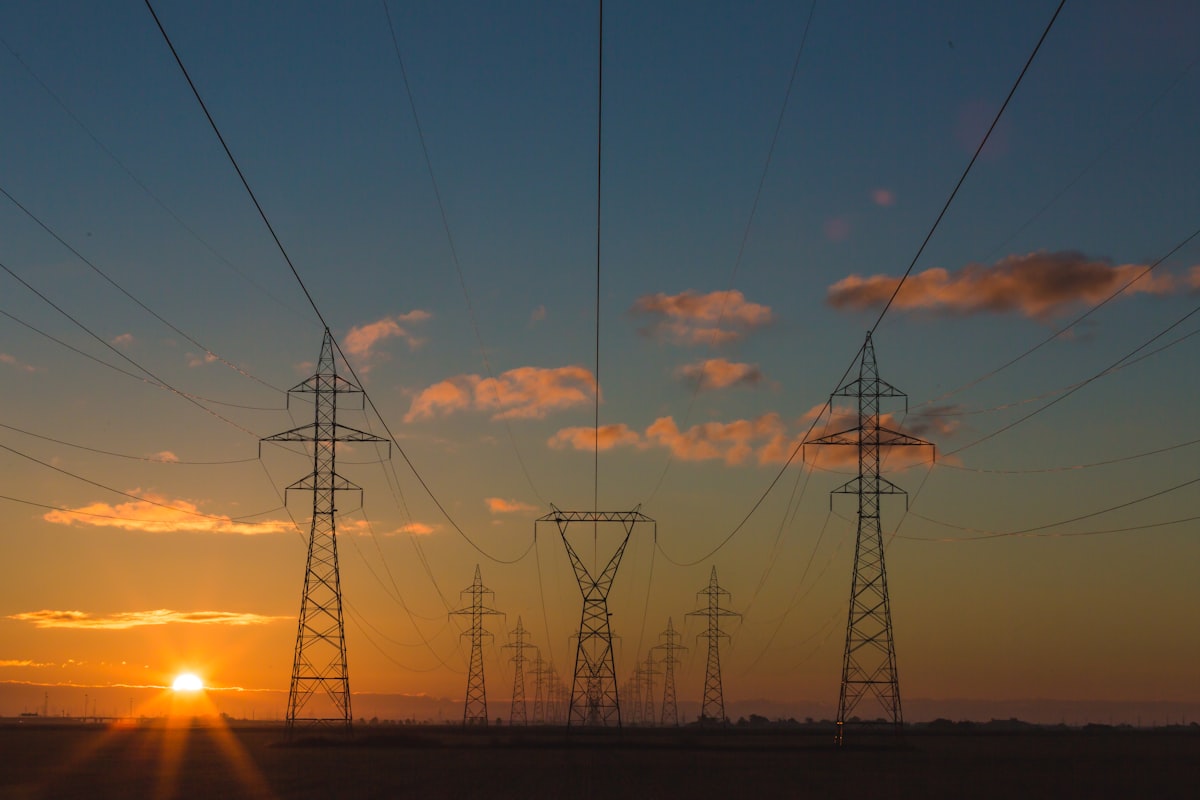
[868,0,1066,335]
[0,420,257,465]
[145,0,535,566]
[642,0,818,507]
[378,0,547,506]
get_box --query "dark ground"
[0,721,1196,799]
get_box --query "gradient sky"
[2,1,1199,723]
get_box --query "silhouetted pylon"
[687,567,740,725]
[653,618,686,727]
[536,506,655,727]
[450,565,504,726]
[805,331,933,744]
[504,617,533,726]
[641,651,659,727]
[530,652,550,724]
[262,328,389,736]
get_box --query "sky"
[1,0,1199,726]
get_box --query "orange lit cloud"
[405,365,596,422]
[1,353,39,373]
[645,413,791,466]
[345,311,432,360]
[399,522,436,535]
[151,451,179,463]
[547,423,641,452]
[485,497,537,514]
[186,351,218,367]
[871,188,896,207]
[110,333,134,347]
[676,358,763,390]
[337,519,436,536]
[631,290,772,346]
[828,251,1177,319]
[41,493,295,535]
[7,609,288,630]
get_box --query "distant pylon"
[653,618,686,727]
[805,331,933,744]
[530,652,549,724]
[262,328,389,735]
[641,652,659,727]
[627,663,644,725]
[450,565,504,726]
[687,567,740,725]
[536,506,655,727]
[504,617,533,726]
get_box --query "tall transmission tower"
[687,567,740,725]
[536,506,655,727]
[262,329,388,735]
[627,662,644,726]
[806,331,933,744]
[450,565,504,726]
[504,617,533,726]
[641,651,659,727]
[653,618,686,727]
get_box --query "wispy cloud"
[676,358,763,390]
[110,333,134,348]
[827,251,1177,319]
[547,423,641,452]
[645,413,792,466]
[338,519,436,536]
[344,311,432,364]
[0,659,54,668]
[871,188,896,207]
[485,497,537,514]
[405,365,596,422]
[0,353,39,373]
[8,609,288,630]
[41,492,294,535]
[631,289,772,346]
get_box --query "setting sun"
[171,673,204,692]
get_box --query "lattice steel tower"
[451,565,504,726]
[536,505,654,727]
[687,567,740,725]
[262,329,388,735]
[653,618,686,727]
[806,331,932,744]
[504,617,533,726]
[640,651,659,727]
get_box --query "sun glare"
[171,672,204,692]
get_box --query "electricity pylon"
[641,652,659,727]
[504,617,533,726]
[530,652,549,724]
[536,505,655,727]
[687,567,740,725]
[263,328,389,735]
[627,663,644,725]
[805,331,933,744]
[653,618,686,727]
[450,565,504,726]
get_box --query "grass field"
[0,721,1196,799]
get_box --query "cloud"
[644,413,792,466]
[398,522,436,535]
[827,251,1177,319]
[631,290,773,346]
[530,305,547,324]
[186,351,218,367]
[405,365,596,422]
[110,333,134,348]
[338,519,436,536]
[41,492,295,535]
[0,659,54,668]
[547,424,641,452]
[344,312,432,360]
[800,404,940,469]
[871,188,896,207]
[7,609,288,630]
[150,451,179,463]
[0,353,38,373]
[485,497,537,514]
[676,358,763,390]
[824,217,852,241]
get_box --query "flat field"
[0,722,1196,799]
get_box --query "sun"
[171,672,204,692]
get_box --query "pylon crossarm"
[875,425,935,449]
[805,426,861,447]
